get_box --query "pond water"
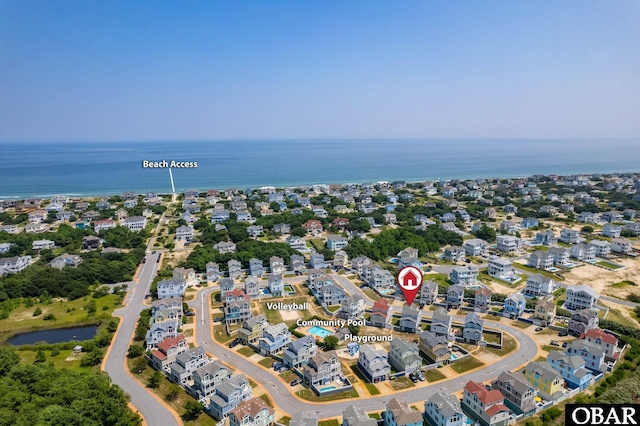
[7,325,99,345]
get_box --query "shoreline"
[1,169,639,200]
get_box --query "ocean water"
[0,139,638,198]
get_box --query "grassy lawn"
[483,332,501,344]
[365,383,380,395]
[486,334,517,356]
[450,356,485,374]
[0,294,122,341]
[258,358,275,368]
[536,356,547,362]
[18,347,86,371]
[237,346,255,357]
[318,420,340,426]
[327,305,340,312]
[511,321,532,329]
[278,417,291,426]
[362,288,381,301]
[308,239,325,252]
[279,370,299,383]
[425,369,447,382]
[126,358,216,426]
[259,394,274,408]
[297,387,359,402]
[596,260,623,270]
[213,324,234,343]
[388,377,416,390]
[484,315,502,322]
[513,264,557,279]
[541,345,563,352]
[263,304,283,324]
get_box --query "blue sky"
[0,1,639,142]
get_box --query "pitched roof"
[230,397,273,420]
[464,381,504,405]
[386,398,423,426]
[156,334,186,352]
[580,328,618,345]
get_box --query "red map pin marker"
[397,266,423,306]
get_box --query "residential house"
[389,338,421,375]
[565,285,598,311]
[228,397,274,426]
[523,361,565,401]
[500,220,520,234]
[82,235,101,250]
[503,293,526,318]
[560,228,581,244]
[611,238,633,255]
[282,335,318,368]
[236,210,256,223]
[56,210,73,221]
[580,328,620,361]
[419,331,450,365]
[450,266,479,286]
[28,209,46,223]
[270,256,286,274]
[463,313,484,344]
[602,224,622,238]
[398,306,422,334]
[228,259,243,279]
[351,256,372,275]
[192,361,232,398]
[309,253,326,270]
[339,295,365,320]
[464,239,489,257]
[146,320,179,350]
[303,351,344,395]
[333,250,349,269]
[492,371,537,415]
[302,220,323,235]
[420,280,439,306]
[175,225,194,242]
[326,235,348,251]
[94,219,116,232]
[369,298,392,328]
[220,278,236,299]
[424,392,468,426]
[384,398,423,426]
[534,230,557,246]
[273,223,291,234]
[123,216,146,231]
[32,239,55,250]
[446,284,465,309]
[206,262,221,281]
[488,256,513,279]
[0,256,31,275]
[570,243,596,262]
[358,344,389,383]
[238,315,267,344]
[475,288,492,313]
[564,340,606,373]
[589,240,611,257]
[214,241,237,254]
[549,247,570,266]
[208,375,253,420]
[443,246,465,263]
[290,254,306,273]
[249,258,265,277]
[286,235,308,252]
[247,225,263,238]
[173,267,197,287]
[569,309,599,336]
[431,308,453,340]
[527,251,554,271]
[547,351,593,390]
[533,300,556,327]
[49,254,82,270]
[157,279,185,299]
[244,276,260,298]
[461,381,510,426]
[342,406,377,426]
[150,334,188,371]
[268,274,284,297]
[258,323,292,355]
[521,217,539,229]
[496,235,522,253]
[224,289,252,325]
[332,217,349,230]
[601,211,623,223]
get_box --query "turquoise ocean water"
[0,139,638,198]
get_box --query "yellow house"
[523,361,565,400]
[533,299,556,326]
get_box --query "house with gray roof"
[398,306,422,334]
[523,361,565,401]
[207,375,253,420]
[419,280,439,306]
[503,293,526,318]
[569,309,599,336]
[446,284,465,309]
[338,295,365,320]
[342,406,377,426]
[228,259,242,279]
[389,338,421,375]
[238,315,267,344]
[565,340,606,373]
[589,239,611,257]
[549,246,570,265]
[424,392,468,426]
[431,308,453,340]
[547,351,593,390]
[565,285,598,311]
[449,266,478,285]
[258,322,292,355]
[571,243,596,262]
[463,238,489,257]
[492,371,537,415]
[523,274,554,298]
[283,335,318,369]
[268,273,284,296]
[384,398,423,426]
[358,344,390,383]
[249,258,264,276]
[244,276,260,298]
[303,351,342,390]
[169,347,211,384]
[206,262,221,281]
[527,250,553,271]
[192,360,232,399]
[463,313,484,344]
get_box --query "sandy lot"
[564,257,640,298]
[280,310,300,321]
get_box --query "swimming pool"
[451,353,459,360]
[319,386,336,392]
[309,326,333,338]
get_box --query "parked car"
[409,373,419,383]
[185,310,195,317]
[228,339,239,348]
[558,331,568,337]
[290,378,302,386]
[562,342,568,348]
[550,340,560,346]
[535,327,543,332]
[272,362,283,370]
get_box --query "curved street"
[189,276,539,419]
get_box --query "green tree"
[347,324,360,336]
[474,225,497,243]
[131,357,148,374]
[0,346,19,376]
[183,400,204,421]
[127,344,145,358]
[323,335,339,350]
[291,227,306,237]
[147,370,163,389]
[166,383,181,401]
[34,350,46,363]
[33,307,42,316]
[581,225,594,234]
[50,347,60,357]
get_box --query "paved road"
[104,252,181,426]
[190,276,538,419]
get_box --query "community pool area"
[309,326,333,338]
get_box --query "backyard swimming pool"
[309,326,333,338]
[319,386,336,392]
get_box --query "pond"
[7,325,99,346]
